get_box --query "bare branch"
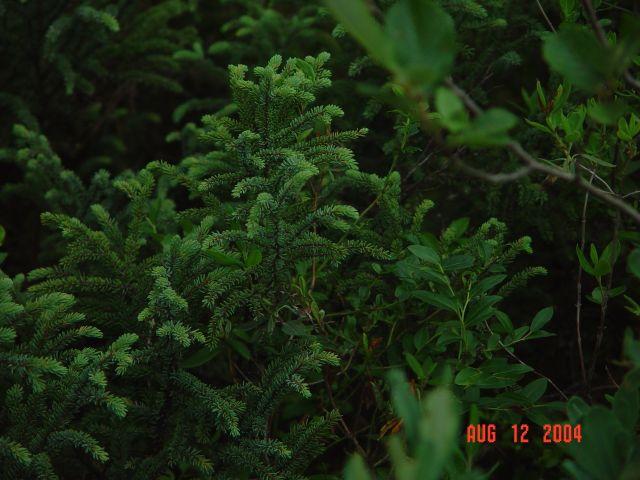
[444,78,640,224]
[578,164,615,194]
[623,190,640,199]
[453,157,532,183]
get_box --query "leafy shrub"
[2,0,640,478]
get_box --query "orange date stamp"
[465,423,582,444]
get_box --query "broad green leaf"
[465,295,502,327]
[456,362,531,389]
[565,406,631,480]
[525,118,554,135]
[530,307,553,332]
[324,0,393,69]
[417,266,449,286]
[414,388,459,479]
[244,246,262,267]
[344,455,371,480]
[442,255,474,271]
[180,346,220,369]
[617,114,640,141]
[435,87,468,132]
[593,258,612,277]
[588,286,604,305]
[384,0,455,90]
[495,311,514,333]
[613,383,639,428]
[414,328,430,351]
[404,352,425,379]
[442,217,469,241]
[454,367,480,386]
[450,108,517,147]
[567,396,590,423]
[226,338,250,360]
[512,326,529,342]
[408,244,440,264]
[471,274,507,297]
[543,25,610,92]
[0,225,4,246]
[205,248,243,267]
[282,320,312,337]
[559,0,579,22]
[616,14,640,72]
[388,370,421,448]
[521,378,548,403]
[608,285,627,298]
[576,245,594,275]
[587,100,627,126]
[413,290,459,313]
[487,333,499,350]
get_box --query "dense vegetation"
[1,0,640,478]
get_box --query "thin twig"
[605,364,620,389]
[403,150,434,182]
[536,0,556,32]
[622,190,640,199]
[575,171,595,388]
[578,164,615,194]
[453,156,532,183]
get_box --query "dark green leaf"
[576,245,594,275]
[442,255,474,271]
[324,0,393,68]
[408,244,440,264]
[435,87,468,132]
[543,25,610,92]
[384,0,455,90]
[205,248,243,267]
[245,246,262,267]
[180,346,220,369]
[521,378,547,403]
[413,290,458,313]
[404,352,425,379]
[282,320,312,337]
[226,338,250,360]
[450,108,517,147]
[530,307,553,332]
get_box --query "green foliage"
[390,217,555,428]
[344,372,483,480]
[2,1,640,478]
[563,330,640,479]
[149,52,391,343]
